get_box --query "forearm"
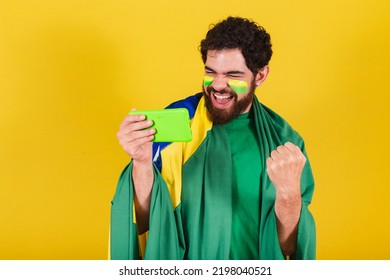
[132,160,154,234]
[274,194,302,257]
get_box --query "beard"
[203,80,256,125]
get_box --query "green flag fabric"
[110,93,316,260]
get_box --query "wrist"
[132,158,153,171]
[275,192,301,218]
[275,186,301,206]
[132,160,154,221]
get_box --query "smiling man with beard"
[111,16,316,260]
[202,49,261,125]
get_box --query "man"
[111,16,315,260]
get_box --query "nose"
[211,75,228,91]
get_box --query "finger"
[130,119,154,132]
[270,150,282,160]
[119,113,146,129]
[285,142,305,158]
[266,156,273,167]
[284,142,307,167]
[120,119,153,138]
[276,145,289,155]
[132,133,155,147]
[119,127,155,144]
[284,142,300,152]
[131,127,156,141]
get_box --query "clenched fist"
[266,142,306,201]
[266,142,306,255]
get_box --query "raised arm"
[266,142,306,256]
[117,113,156,234]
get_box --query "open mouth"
[212,93,234,106]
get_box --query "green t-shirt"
[223,110,261,259]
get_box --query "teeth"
[213,93,231,100]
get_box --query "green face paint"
[228,79,248,95]
[203,75,214,87]
[203,75,248,95]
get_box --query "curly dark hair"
[200,17,273,75]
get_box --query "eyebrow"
[204,66,245,75]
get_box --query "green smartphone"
[129,108,193,142]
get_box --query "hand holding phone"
[129,108,193,142]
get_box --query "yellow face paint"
[203,76,248,95]
[203,75,214,87]
[228,79,248,95]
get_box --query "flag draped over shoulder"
[110,93,316,260]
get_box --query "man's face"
[202,49,257,125]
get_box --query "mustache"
[206,85,237,96]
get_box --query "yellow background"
[0,0,389,260]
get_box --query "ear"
[255,65,270,86]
